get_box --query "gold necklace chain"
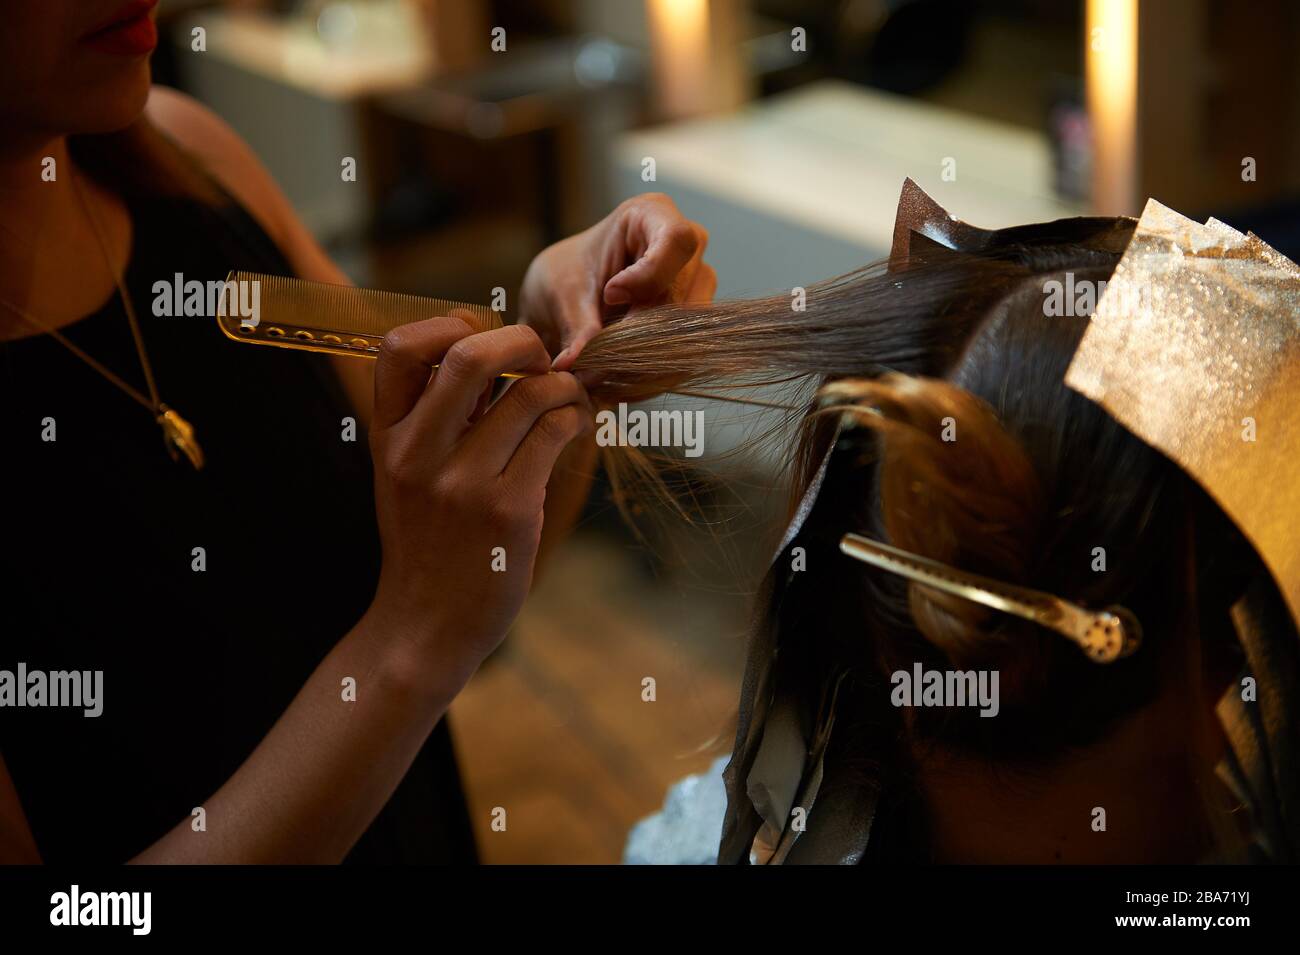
[0,169,204,469]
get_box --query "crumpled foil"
[1066,198,1300,631]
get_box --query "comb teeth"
[216,271,500,359]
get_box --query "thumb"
[551,300,604,371]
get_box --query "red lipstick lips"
[80,0,159,57]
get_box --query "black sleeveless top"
[0,193,477,864]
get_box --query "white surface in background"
[616,80,1082,252]
[186,4,432,101]
[610,81,1084,472]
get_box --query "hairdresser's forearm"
[130,609,464,864]
[536,432,598,578]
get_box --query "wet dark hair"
[794,284,1254,761]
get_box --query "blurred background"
[152,0,1300,862]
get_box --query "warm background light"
[1086,0,1139,215]
[647,0,748,120]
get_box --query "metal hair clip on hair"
[838,533,1142,663]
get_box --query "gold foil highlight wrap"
[1066,198,1300,628]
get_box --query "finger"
[502,402,593,496]
[550,297,604,371]
[446,306,486,326]
[410,324,552,446]
[373,317,475,431]
[604,218,707,306]
[469,380,494,424]
[663,225,710,304]
[551,302,606,371]
[458,371,590,475]
[684,262,717,303]
[662,249,705,304]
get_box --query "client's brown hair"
[572,246,1069,526]
[572,231,1254,760]
[820,373,1046,670]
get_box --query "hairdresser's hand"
[519,193,717,371]
[366,319,592,696]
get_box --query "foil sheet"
[1066,199,1300,630]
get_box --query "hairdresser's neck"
[0,132,74,228]
[0,129,127,340]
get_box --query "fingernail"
[551,347,571,370]
[604,285,631,305]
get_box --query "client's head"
[575,223,1255,765]
[806,294,1251,761]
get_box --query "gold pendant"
[157,405,205,470]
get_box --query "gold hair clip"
[838,533,1142,663]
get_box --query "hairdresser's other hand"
[366,319,592,697]
[519,193,717,371]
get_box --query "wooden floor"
[448,504,769,863]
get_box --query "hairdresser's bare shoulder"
[143,86,345,284]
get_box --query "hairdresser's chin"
[0,0,157,143]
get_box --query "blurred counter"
[613,80,1084,296]
[609,80,1085,469]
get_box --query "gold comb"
[215,271,815,409]
[839,533,1142,663]
[216,271,502,360]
